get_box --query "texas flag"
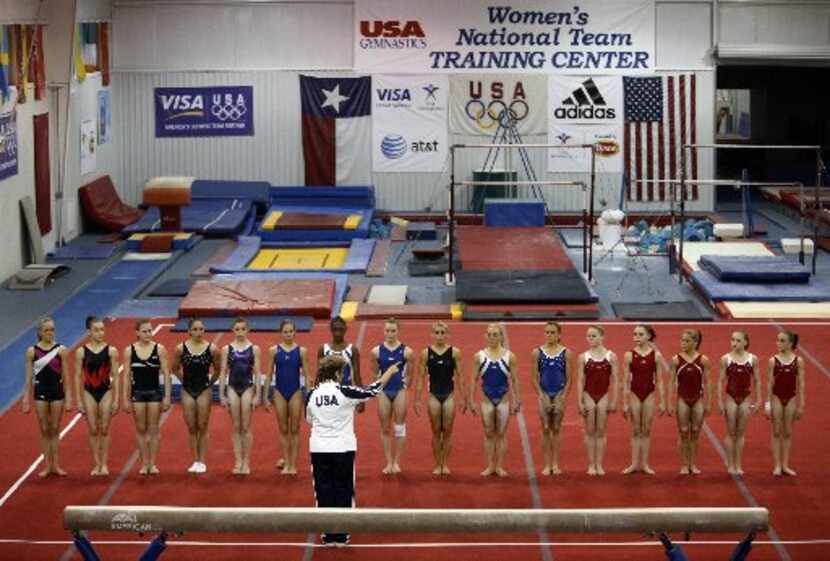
[300,75,371,186]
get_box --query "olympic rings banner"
[355,0,655,74]
[154,86,254,138]
[450,75,546,136]
[372,75,449,173]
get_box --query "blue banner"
[0,110,18,181]
[154,86,254,137]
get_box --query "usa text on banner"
[355,0,655,74]
[450,74,546,136]
[623,74,698,202]
[373,75,448,173]
[300,75,371,186]
[154,86,254,138]
[547,75,623,173]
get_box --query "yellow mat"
[128,232,194,241]
[678,241,775,271]
[723,301,830,319]
[247,248,348,270]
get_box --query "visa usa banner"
[154,86,253,138]
[372,75,448,173]
[0,110,18,181]
[355,0,655,74]
[547,75,623,172]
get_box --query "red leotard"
[629,349,656,402]
[676,354,704,406]
[725,354,754,405]
[772,355,798,407]
[584,351,612,403]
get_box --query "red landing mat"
[456,226,573,270]
[269,212,352,230]
[178,279,334,318]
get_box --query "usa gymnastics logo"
[359,20,427,49]
[381,134,408,159]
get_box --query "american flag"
[623,74,698,202]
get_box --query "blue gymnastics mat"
[49,243,118,260]
[124,199,254,236]
[0,257,174,411]
[258,205,373,242]
[191,179,271,209]
[269,186,375,209]
[698,255,811,284]
[211,237,375,274]
[111,298,183,318]
[690,270,830,302]
[484,199,546,227]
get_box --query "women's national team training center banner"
[355,0,655,74]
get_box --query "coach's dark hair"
[317,355,346,383]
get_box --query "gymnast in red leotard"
[668,329,711,475]
[622,325,665,475]
[767,331,805,477]
[576,326,618,476]
[717,331,761,476]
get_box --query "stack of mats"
[681,241,830,319]
[179,279,336,319]
[454,226,599,320]
[259,186,374,242]
[124,179,269,236]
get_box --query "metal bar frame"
[679,144,823,282]
[447,143,596,286]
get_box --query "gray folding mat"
[455,269,597,303]
[612,301,714,321]
[367,285,408,305]
[7,265,71,290]
[148,278,195,297]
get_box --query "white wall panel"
[656,2,713,69]
[720,3,830,46]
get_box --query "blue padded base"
[698,255,811,284]
[258,205,373,242]
[691,270,830,302]
[269,186,375,208]
[124,199,253,236]
[49,244,118,260]
[171,315,313,332]
[126,236,200,252]
[211,238,373,274]
[485,199,546,228]
[191,180,270,209]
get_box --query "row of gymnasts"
[23,317,805,479]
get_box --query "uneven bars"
[685,144,821,150]
[453,143,594,149]
[64,507,768,535]
[631,179,804,187]
[455,180,585,187]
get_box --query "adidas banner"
[372,75,449,173]
[355,0,655,74]
[547,75,623,172]
[450,75,546,136]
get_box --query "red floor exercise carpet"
[454,226,597,305]
[1,320,829,560]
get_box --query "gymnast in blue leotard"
[370,318,414,475]
[530,321,572,476]
[265,319,307,476]
[466,323,520,477]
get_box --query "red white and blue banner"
[300,75,372,186]
[154,86,254,138]
[0,110,18,181]
[372,75,448,173]
[355,0,655,74]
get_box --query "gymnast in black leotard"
[220,318,261,475]
[414,321,462,475]
[172,318,221,474]
[123,319,171,475]
[74,316,120,476]
[23,317,71,477]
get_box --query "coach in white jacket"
[306,355,400,546]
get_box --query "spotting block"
[484,199,545,227]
